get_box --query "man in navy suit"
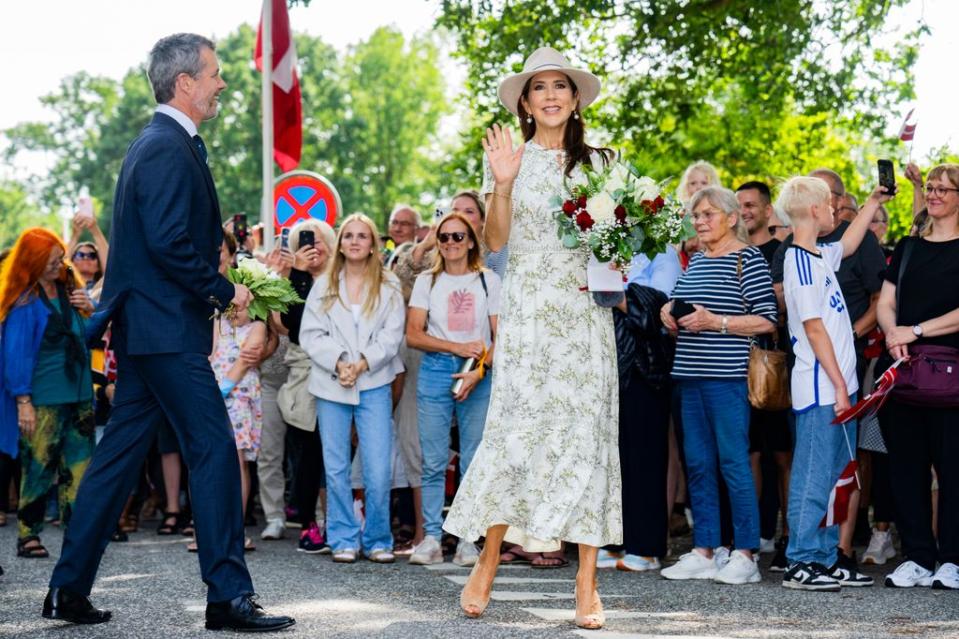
[43,33,294,632]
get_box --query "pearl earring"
[573,111,579,120]
[525,116,532,124]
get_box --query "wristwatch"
[912,324,924,337]
[720,315,729,335]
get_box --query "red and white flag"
[255,0,302,172]
[819,459,860,528]
[898,109,917,142]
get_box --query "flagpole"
[260,0,274,251]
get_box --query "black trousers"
[612,376,669,557]
[870,451,895,524]
[879,398,959,570]
[288,426,324,527]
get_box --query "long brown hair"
[429,213,485,280]
[323,213,395,317]
[517,74,613,178]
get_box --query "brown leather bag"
[747,342,791,410]
[735,253,791,410]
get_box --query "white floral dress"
[442,142,622,550]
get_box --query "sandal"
[499,549,533,565]
[531,554,570,569]
[112,527,129,542]
[181,518,195,537]
[17,536,50,558]
[157,511,182,535]
[120,513,139,533]
[244,537,256,552]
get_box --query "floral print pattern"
[443,142,622,551]
[211,317,262,461]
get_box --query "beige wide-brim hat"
[497,46,601,118]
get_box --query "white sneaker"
[596,549,623,569]
[715,550,762,585]
[862,529,896,565]
[661,550,718,580]
[932,562,959,590]
[260,518,285,540]
[759,537,776,554]
[453,539,480,567]
[408,535,444,565]
[713,546,731,570]
[884,560,934,588]
[617,554,661,572]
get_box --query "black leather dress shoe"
[42,587,112,624]
[205,595,295,632]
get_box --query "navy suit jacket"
[97,112,235,355]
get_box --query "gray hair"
[388,204,422,228]
[689,186,748,242]
[148,33,215,104]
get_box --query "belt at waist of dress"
[508,245,583,256]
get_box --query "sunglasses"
[438,232,467,244]
[73,251,98,260]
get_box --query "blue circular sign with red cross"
[273,171,341,232]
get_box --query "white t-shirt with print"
[409,270,501,346]
[783,243,859,411]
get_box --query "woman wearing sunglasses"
[67,213,108,289]
[405,213,501,568]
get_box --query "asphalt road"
[0,516,956,639]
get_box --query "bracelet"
[492,191,512,200]
[16,397,31,405]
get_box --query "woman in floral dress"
[442,47,621,630]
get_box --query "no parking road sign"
[273,171,342,232]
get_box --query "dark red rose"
[577,195,588,208]
[562,200,577,215]
[641,199,654,214]
[576,211,594,231]
[614,205,627,223]
[653,195,665,211]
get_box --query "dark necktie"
[193,134,208,164]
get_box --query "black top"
[884,236,959,350]
[771,220,886,324]
[756,238,781,267]
[280,268,315,345]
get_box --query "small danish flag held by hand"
[898,109,918,142]
[820,459,860,528]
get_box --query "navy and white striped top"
[671,247,778,379]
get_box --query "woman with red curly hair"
[0,227,95,558]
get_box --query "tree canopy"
[2,25,447,238]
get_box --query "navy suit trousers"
[49,350,253,602]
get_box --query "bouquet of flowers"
[226,257,304,321]
[552,161,694,267]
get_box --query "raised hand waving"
[481,124,525,186]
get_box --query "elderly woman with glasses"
[659,186,777,586]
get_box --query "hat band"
[526,62,566,73]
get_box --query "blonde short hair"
[289,219,336,253]
[775,176,831,226]
[677,161,721,204]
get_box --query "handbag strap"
[895,237,916,320]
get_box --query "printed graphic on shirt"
[447,290,476,333]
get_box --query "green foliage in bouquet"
[227,258,304,322]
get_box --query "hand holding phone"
[280,228,291,252]
[671,298,696,320]
[877,160,897,195]
[298,229,315,248]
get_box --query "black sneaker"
[830,550,874,587]
[769,537,788,573]
[782,561,841,591]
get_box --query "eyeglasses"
[871,218,887,225]
[690,211,721,223]
[390,220,415,228]
[72,251,97,260]
[924,186,959,197]
[438,232,467,244]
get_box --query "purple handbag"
[892,344,959,408]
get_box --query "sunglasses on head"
[73,251,97,260]
[438,231,467,244]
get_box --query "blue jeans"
[417,352,491,540]
[679,379,759,550]
[787,398,857,566]
[316,384,393,553]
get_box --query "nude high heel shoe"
[460,561,492,618]
[574,587,605,630]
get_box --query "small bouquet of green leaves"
[226,257,304,321]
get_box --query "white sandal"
[367,548,395,564]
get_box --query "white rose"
[587,190,618,223]
[634,176,659,202]
[605,163,632,194]
[238,257,268,278]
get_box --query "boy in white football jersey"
[776,176,893,591]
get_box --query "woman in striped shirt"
[658,186,778,585]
